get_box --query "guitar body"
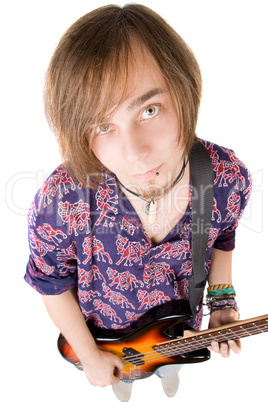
[58,300,268,380]
[58,300,210,381]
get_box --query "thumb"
[113,356,124,378]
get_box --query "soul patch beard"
[133,180,171,200]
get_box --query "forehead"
[98,42,168,119]
[124,43,167,95]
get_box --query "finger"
[112,354,124,371]
[113,375,121,384]
[219,342,230,358]
[228,340,242,354]
[113,366,121,377]
[210,340,220,353]
[114,362,124,380]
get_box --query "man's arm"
[42,288,124,386]
[207,248,241,357]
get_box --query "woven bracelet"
[206,285,236,299]
[206,297,239,316]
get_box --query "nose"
[121,127,150,163]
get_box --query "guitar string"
[121,328,268,369]
[119,321,268,369]
[121,327,266,369]
[121,321,268,362]
[121,321,268,359]
[66,321,268,369]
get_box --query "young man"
[25,4,251,401]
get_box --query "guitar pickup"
[122,347,145,366]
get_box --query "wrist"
[206,284,239,317]
[210,307,239,327]
[78,343,101,365]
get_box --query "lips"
[132,164,163,180]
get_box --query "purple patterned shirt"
[25,140,252,330]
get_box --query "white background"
[1,0,267,401]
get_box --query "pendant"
[145,200,157,224]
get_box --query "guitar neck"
[154,314,268,356]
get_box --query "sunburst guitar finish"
[57,300,268,381]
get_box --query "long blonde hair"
[44,4,202,187]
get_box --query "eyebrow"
[127,88,167,112]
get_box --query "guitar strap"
[188,141,214,317]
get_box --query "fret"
[153,316,268,357]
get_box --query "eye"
[96,123,115,135]
[141,105,161,120]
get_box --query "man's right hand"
[82,348,124,387]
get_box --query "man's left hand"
[208,308,241,358]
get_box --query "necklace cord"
[116,156,189,204]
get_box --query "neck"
[116,157,189,225]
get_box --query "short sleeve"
[213,223,237,251]
[204,141,252,251]
[24,166,89,295]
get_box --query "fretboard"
[153,314,268,357]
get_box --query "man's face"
[92,48,183,197]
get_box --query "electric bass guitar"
[58,300,268,381]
